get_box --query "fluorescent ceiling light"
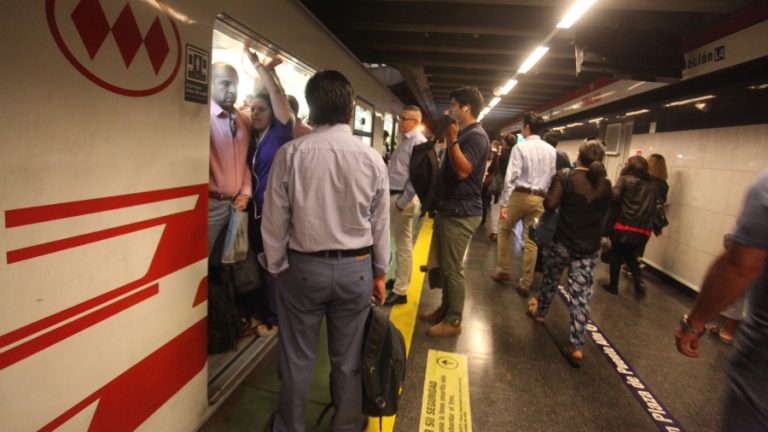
[518,47,549,73]
[500,79,518,95]
[489,97,501,107]
[627,82,646,91]
[588,117,604,123]
[625,109,650,116]
[480,107,491,116]
[557,0,597,29]
[663,95,716,107]
[567,122,584,128]
[747,83,768,90]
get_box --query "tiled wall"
[556,124,768,291]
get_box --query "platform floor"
[199,217,733,432]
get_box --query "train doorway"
[206,17,315,404]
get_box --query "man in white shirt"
[493,112,555,297]
[385,105,427,306]
[262,70,389,432]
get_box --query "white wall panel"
[558,124,768,291]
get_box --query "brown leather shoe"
[418,307,445,324]
[513,279,530,297]
[426,320,462,337]
[491,270,513,283]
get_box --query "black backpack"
[206,270,243,354]
[409,138,441,212]
[408,115,454,213]
[361,305,406,419]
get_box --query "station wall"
[558,123,768,291]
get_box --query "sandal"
[708,325,734,345]
[562,346,583,369]
[526,298,545,323]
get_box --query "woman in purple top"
[244,44,294,337]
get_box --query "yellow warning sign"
[419,349,472,432]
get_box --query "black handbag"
[652,200,669,236]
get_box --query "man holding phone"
[419,87,489,337]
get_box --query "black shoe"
[601,283,618,295]
[384,292,407,306]
[385,278,395,291]
[635,284,647,300]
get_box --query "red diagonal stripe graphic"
[4,184,204,228]
[38,318,207,432]
[0,284,159,371]
[7,213,179,264]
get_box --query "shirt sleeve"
[240,161,253,196]
[371,161,391,276]
[261,147,291,274]
[239,116,253,196]
[544,173,562,211]
[731,172,768,250]
[460,133,486,174]
[500,145,522,207]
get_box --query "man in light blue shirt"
[262,70,389,432]
[385,105,427,306]
[493,111,555,297]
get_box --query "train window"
[212,18,315,120]
[383,112,395,148]
[353,96,375,146]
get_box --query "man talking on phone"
[419,87,489,337]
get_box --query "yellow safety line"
[368,217,434,432]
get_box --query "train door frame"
[601,119,635,182]
[206,15,316,405]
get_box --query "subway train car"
[0,1,401,431]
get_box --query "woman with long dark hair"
[602,155,657,299]
[244,45,294,337]
[528,140,612,367]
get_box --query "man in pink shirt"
[209,62,252,254]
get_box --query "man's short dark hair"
[305,70,354,126]
[543,131,560,147]
[449,87,484,118]
[522,111,544,135]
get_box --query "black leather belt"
[390,190,403,195]
[289,247,371,258]
[438,208,469,217]
[513,187,546,198]
[209,191,237,201]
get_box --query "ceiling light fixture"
[518,47,549,73]
[500,79,518,95]
[627,82,646,91]
[625,109,650,116]
[556,0,597,29]
[747,83,768,90]
[489,97,501,107]
[588,117,604,124]
[663,95,716,107]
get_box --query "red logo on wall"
[46,0,182,97]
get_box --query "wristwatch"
[679,314,705,338]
